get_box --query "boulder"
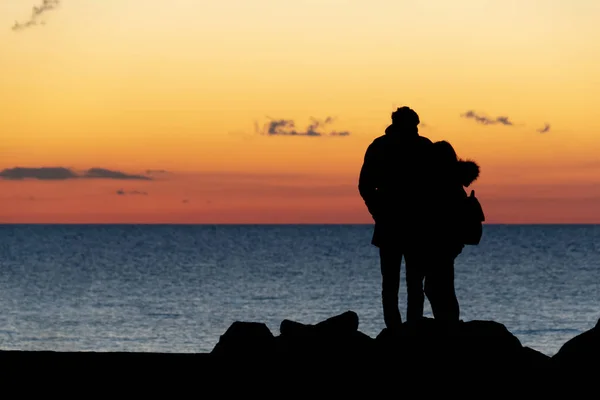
[550,318,600,369]
[210,321,275,357]
[374,317,454,358]
[276,311,374,359]
[520,346,551,368]
[314,310,359,336]
[456,320,523,362]
[280,310,359,338]
[209,312,600,379]
[374,318,525,371]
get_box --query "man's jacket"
[358,124,433,248]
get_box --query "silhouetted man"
[358,106,435,330]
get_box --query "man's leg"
[379,246,403,330]
[404,251,426,323]
[424,255,459,322]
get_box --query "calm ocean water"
[0,224,598,356]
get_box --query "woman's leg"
[425,254,459,322]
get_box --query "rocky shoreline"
[0,310,597,389]
[210,310,598,366]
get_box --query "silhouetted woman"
[405,140,480,323]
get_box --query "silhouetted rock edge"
[210,310,599,371]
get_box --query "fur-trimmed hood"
[431,140,480,187]
[457,159,480,187]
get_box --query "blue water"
[0,224,598,356]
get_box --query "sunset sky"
[2,0,600,223]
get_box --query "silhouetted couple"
[359,106,480,331]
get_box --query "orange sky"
[2,0,600,223]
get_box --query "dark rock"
[515,346,550,371]
[352,330,377,352]
[204,312,599,378]
[457,320,523,361]
[373,318,525,371]
[374,318,456,370]
[7,312,600,390]
[374,326,400,346]
[458,320,522,345]
[276,311,370,360]
[520,346,551,368]
[280,310,359,338]
[314,310,359,336]
[280,319,315,338]
[550,321,600,369]
[210,321,275,357]
[375,318,445,354]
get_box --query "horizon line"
[1,223,599,226]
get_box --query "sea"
[0,224,598,356]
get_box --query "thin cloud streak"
[12,0,60,31]
[255,116,351,137]
[537,123,551,133]
[461,110,514,126]
[0,167,152,181]
[461,110,551,133]
[116,189,148,196]
[83,168,151,180]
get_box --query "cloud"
[0,167,152,181]
[537,123,551,133]
[12,0,60,31]
[461,110,552,133]
[146,169,171,175]
[83,168,151,180]
[461,110,514,126]
[256,116,351,137]
[11,20,39,31]
[116,189,148,196]
[0,167,77,180]
[495,116,513,126]
[329,131,350,136]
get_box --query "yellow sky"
[2,0,600,223]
